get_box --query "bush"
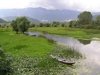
[84,25,98,29]
[61,23,65,27]
[0,47,13,75]
[52,24,57,27]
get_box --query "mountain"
[3,16,40,23]
[92,15,100,20]
[0,7,100,22]
[0,18,8,23]
[0,7,81,22]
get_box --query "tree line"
[69,11,100,29]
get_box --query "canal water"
[28,32,100,75]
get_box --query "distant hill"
[0,18,8,23]
[3,16,40,23]
[0,7,81,22]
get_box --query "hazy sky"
[0,0,100,12]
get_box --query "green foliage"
[39,23,44,27]
[95,15,100,25]
[89,20,95,25]
[56,21,60,25]
[61,23,65,27]
[11,20,19,34]
[78,11,92,25]
[69,20,73,27]
[17,16,30,34]
[69,20,77,28]
[52,21,60,27]
[0,46,13,75]
[11,16,30,34]
[44,23,51,27]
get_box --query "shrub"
[61,23,65,27]
[0,47,13,75]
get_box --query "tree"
[69,21,73,27]
[39,23,44,27]
[56,21,60,25]
[44,23,51,27]
[52,21,57,27]
[16,16,30,34]
[72,20,77,28]
[95,15,100,25]
[89,20,95,25]
[29,23,35,28]
[78,11,92,25]
[11,20,19,34]
[61,23,65,27]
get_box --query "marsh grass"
[84,30,100,34]
[51,45,84,59]
[47,38,56,44]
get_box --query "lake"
[28,32,100,75]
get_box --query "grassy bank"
[29,27,100,40]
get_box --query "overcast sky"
[0,0,100,12]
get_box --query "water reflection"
[78,39,91,45]
[28,32,100,75]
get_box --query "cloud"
[0,0,100,12]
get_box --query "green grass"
[0,31,53,58]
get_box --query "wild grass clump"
[84,30,100,34]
